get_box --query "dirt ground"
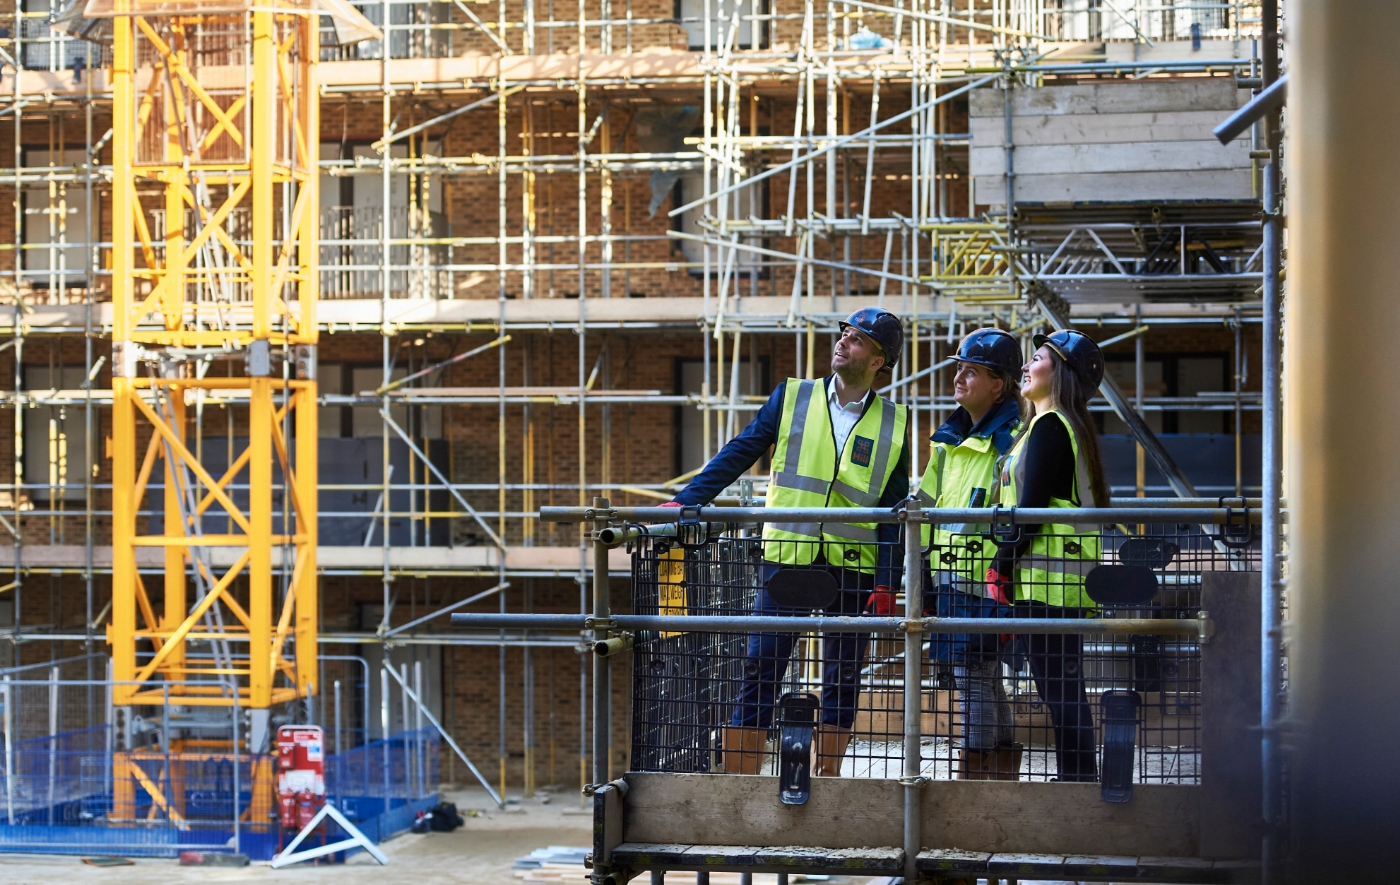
[0,786,1090,885]
[0,786,594,885]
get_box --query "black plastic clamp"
[776,692,820,806]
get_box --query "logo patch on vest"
[851,436,874,467]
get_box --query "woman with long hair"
[989,329,1108,782]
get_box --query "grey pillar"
[1287,2,1400,878]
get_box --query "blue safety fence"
[0,720,439,860]
[325,726,441,823]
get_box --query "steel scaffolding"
[0,0,1279,830]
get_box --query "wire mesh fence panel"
[325,726,440,822]
[625,517,1260,785]
[630,532,754,772]
[0,675,438,856]
[629,528,908,776]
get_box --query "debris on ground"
[512,848,831,885]
[179,852,250,867]
[512,847,590,882]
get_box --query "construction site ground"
[0,787,592,885]
[0,782,1160,884]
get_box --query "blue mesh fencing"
[0,716,440,860]
[325,727,441,823]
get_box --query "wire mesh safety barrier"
[627,517,1257,785]
[464,502,1262,795]
[0,674,440,857]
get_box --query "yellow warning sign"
[658,547,687,637]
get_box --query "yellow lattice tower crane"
[60,0,378,764]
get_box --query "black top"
[993,414,1077,574]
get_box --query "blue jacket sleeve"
[875,442,911,587]
[672,384,785,506]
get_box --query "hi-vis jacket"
[674,376,910,582]
[998,409,1102,608]
[916,398,1021,589]
[762,378,909,573]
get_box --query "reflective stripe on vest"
[762,378,908,571]
[1000,409,1102,608]
[917,423,1018,589]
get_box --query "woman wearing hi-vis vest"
[991,329,1108,783]
[664,308,909,778]
[917,329,1023,780]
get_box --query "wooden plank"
[682,847,760,867]
[624,773,1201,858]
[970,110,1254,147]
[1137,856,1222,881]
[987,853,1066,876]
[1059,854,1140,877]
[970,79,1248,118]
[611,844,903,874]
[610,844,697,866]
[973,170,1255,205]
[622,773,902,849]
[1212,859,1263,883]
[970,141,1251,177]
[750,846,904,872]
[922,781,1200,857]
[1199,570,1265,860]
[1105,39,1241,63]
[915,848,991,875]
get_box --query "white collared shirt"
[827,379,870,456]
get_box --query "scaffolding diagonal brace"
[1035,298,1197,498]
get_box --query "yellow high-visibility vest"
[917,416,1021,589]
[762,378,908,573]
[998,409,1102,608]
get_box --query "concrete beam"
[8,296,1254,335]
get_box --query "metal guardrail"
[452,499,1261,882]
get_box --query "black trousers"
[1014,600,1098,782]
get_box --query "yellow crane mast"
[67,0,372,737]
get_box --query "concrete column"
[1287,1,1400,878]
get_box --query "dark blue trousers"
[925,569,1013,664]
[730,562,875,729]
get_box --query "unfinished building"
[0,0,1287,876]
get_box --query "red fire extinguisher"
[295,790,318,830]
[278,791,297,829]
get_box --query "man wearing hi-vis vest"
[665,308,909,778]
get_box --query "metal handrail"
[448,611,1210,638]
[542,503,1265,527]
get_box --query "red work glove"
[866,585,896,616]
[659,501,682,508]
[984,567,1014,606]
[985,567,1014,645]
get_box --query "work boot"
[811,724,853,776]
[720,726,764,774]
[958,742,1023,781]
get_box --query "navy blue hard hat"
[839,308,903,370]
[956,328,1022,378]
[1033,328,1105,389]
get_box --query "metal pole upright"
[591,497,610,786]
[232,680,240,855]
[901,500,924,882]
[82,34,94,707]
[1258,0,1282,879]
[334,679,342,757]
[381,666,391,815]
[47,667,57,825]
